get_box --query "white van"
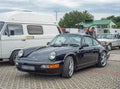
[0,11,62,65]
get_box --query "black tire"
[62,56,74,78]
[97,51,107,67]
[9,50,19,65]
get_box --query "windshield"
[97,34,114,39]
[0,22,4,32]
[49,34,81,47]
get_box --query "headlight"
[17,50,24,57]
[49,52,56,60]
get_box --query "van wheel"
[9,50,19,65]
[62,56,74,78]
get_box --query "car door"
[0,22,4,59]
[117,34,120,46]
[1,23,26,59]
[78,36,96,66]
[92,38,100,61]
[114,34,120,47]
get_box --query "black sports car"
[16,34,110,78]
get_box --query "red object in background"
[60,28,69,33]
[61,28,66,33]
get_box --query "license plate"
[21,65,35,70]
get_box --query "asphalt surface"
[0,49,120,89]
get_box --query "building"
[77,20,116,33]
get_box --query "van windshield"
[97,34,114,39]
[0,22,4,32]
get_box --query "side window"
[93,39,99,46]
[27,25,43,35]
[82,37,93,46]
[3,24,23,35]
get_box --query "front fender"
[63,52,77,62]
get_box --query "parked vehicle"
[97,33,120,50]
[0,11,61,65]
[16,33,109,78]
[109,29,120,34]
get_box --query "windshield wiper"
[50,44,62,47]
[50,43,79,47]
[50,43,69,47]
[69,44,80,47]
[61,44,68,46]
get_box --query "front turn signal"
[49,64,60,69]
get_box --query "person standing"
[86,27,96,38]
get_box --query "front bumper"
[16,60,63,75]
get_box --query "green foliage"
[59,10,93,28]
[116,22,120,28]
[101,15,120,28]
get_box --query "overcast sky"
[0,0,120,20]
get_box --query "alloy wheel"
[101,52,107,66]
[69,59,74,76]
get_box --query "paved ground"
[0,49,120,89]
[109,48,120,62]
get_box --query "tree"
[101,15,120,28]
[59,10,93,28]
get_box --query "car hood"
[22,46,76,62]
[97,39,114,42]
[30,46,73,55]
